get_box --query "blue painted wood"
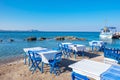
[100,65,120,80]
[48,52,62,75]
[71,72,89,80]
[104,48,120,63]
[28,51,42,74]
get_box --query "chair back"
[63,44,69,52]
[71,72,89,80]
[104,48,120,62]
[54,52,62,63]
[28,51,41,62]
[92,42,97,44]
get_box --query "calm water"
[0,31,120,61]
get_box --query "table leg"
[41,62,44,73]
[82,51,84,58]
[24,52,27,65]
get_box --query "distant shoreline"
[0,30,100,33]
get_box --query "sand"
[0,51,104,80]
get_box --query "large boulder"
[9,39,14,42]
[65,36,77,40]
[65,36,86,41]
[78,38,86,41]
[55,36,86,41]
[39,37,47,41]
[0,39,2,42]
[55,37,65,41]
[27,37,37,41]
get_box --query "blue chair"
[99,42,107,51]
[63,44,72,58]
[100,65,120,80]
[71,72,89,80]
[48,52,62,75]
[104,48,120,63]
[28,51,42,74]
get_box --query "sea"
[0,31,120,63]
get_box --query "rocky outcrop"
[65,36,86,41]
[0,39,2,42]
[55,36,86,41]
[9,39,14,42]
[65,36,77,40]
[77,38,86,41]
[26,37,37,41]
[39,37,47,41]
[55,37,65,41]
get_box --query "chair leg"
[29,63,34,71]
[50,66,53,73]
[36,61,41,72]
[41,62,44,73]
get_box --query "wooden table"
[69,59,111,80]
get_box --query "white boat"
[99,27,116,39]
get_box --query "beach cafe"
[23,41,120,80]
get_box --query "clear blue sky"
[0,0,120,31]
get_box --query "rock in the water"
[27,37,37,41]
[65,36,77,40]
[39,37,47,41]
[0,39,2,42]
[9,39,14,42]
[78,38,86,41]
[55,36,86,41]
[65,36,86,41]
[55,37,65,41]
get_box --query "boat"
[99,27,116,39]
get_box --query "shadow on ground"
[84,51,101,59]
[60,58,77,73]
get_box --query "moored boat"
[99,27,116,39]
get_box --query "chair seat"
[49,59,54,63]
[72,72,89,80]
[48,60,59,66]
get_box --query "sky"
[0,0,120,31]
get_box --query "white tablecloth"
[69,59,111,80]
[61,42,72,45]
[89,40,104,47]
[68,44,86,51]
[23,47,60,64]
[23,47,47,53]
[37,50,60,64]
